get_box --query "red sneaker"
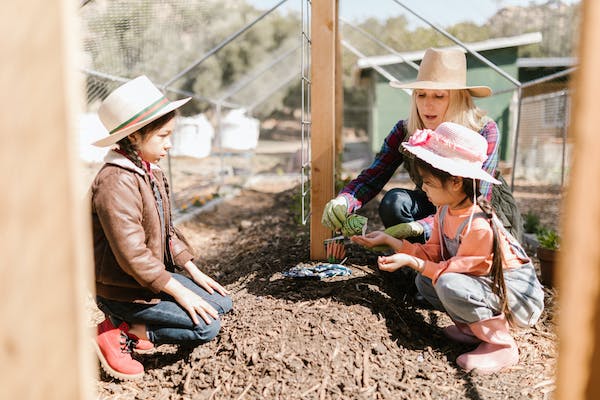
[94,319,144,380]
[126,332,155,353]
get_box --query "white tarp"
[171,114,214,158]
[219,108,259,150]
[78,113,109,163]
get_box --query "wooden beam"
[555,0,600,399]
[335,0,344,179]
[310,0,338,260]
[0,1,95,399]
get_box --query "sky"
[247,0,579,27]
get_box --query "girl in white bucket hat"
[322,48,522,249]
[90,76,232,380]
[352,122,544,375]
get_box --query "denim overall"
[415,206,544,328]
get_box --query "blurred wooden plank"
[335,0,344,178]
[310,0,338,260]
[555,0,600,399]
[0,1,95,398]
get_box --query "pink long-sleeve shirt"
[400,205,528,285]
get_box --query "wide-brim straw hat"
[93,75,191,147]
[389,48,492,98]
[401,121,500,184]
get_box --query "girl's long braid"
[477,195,513,325]
[117,137,143,170]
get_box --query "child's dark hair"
[414,158,478,200]
[117,110,177,169]
[414,158,513,325]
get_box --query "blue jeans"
[378,188,435,242]
[414,263,544,328]
[97,273,233,345]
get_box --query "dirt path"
[94,179,561,400]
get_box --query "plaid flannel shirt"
[340,118,499,237]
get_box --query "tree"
[81,0,300,115]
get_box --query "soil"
[92,170,562,400]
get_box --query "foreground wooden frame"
[0,0,95,398]
[2,0,599,398]
[555,0,600,398]
[309,0,341,260]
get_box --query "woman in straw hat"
[90,76,232,380]
[352,122,544,374]
[322,47,522,244]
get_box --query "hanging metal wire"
[300,0,311,225]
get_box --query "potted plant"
[536,228,560,287]
[522,211,541,252]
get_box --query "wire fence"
[78,0,306,215]
[77,0,574,222]
[512,89,571,186]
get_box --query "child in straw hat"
[352,122,544,374]
[322,48,522,245]
[90,76,232,380]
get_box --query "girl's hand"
[377,253,422,273]
[164,278,219,325]
[351,231,389,248]
[184,261,229,297]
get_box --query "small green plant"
[335,176,352,193]
[523,211,541,234]
[536,227,560,250]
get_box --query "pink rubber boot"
[443,321,481,344]
[456,314,518,374]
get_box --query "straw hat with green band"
[93,75,191,147]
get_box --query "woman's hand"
[351,231,390,248]
[184,261,229,297]
[163,277,219,325]
[377,253,424,273]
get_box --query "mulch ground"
[94,177,562,400]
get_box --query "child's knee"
[216,295,233,314]
[435,273,476,305]
[194,318,222,342]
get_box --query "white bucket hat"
[93,75,191,147]
[401,121,500,184]
[389,48,492,98]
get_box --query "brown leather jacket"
[91,151,194,302]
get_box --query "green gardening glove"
[340,214,368,237]
[384,221,424,239]
[370,221,424,252]
[321,196,351,231]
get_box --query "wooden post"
[555,0,600,399]
[310,0,338,260]
[335,0,344,180]
[0,1,95,399]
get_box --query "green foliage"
[289,176,350,226]
[81,0,300,115]
[335,176,352,193]
[523,211,541,234]
[291,186,308,226]
[81,0,580,118]
[536,227,560,250]
[487,1,581,58]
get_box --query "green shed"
[356,33,542,161]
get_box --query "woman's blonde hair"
[406,89,488,136]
